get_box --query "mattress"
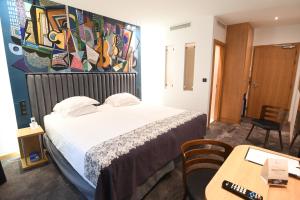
[44,103,186,188]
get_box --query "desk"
[205,145,300,200]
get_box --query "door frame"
[208,39,225,127]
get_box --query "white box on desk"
[261,158,288,186]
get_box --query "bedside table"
[17,126,48,170]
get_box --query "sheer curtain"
[0,18,18,156]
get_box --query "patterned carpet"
[207,119,300,157]
[0,120,299,200]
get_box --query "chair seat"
[186,168,218,200]
[252,119,280,130]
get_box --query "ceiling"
[218,3,300,27]
[55,0,300,27]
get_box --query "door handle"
[252,81,259,88]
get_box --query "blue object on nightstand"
[29,152,40,162]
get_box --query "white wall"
[0,19,19,156]
[163,16,215,113]
[254,24,300,46]
[213,18,227,43]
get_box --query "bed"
[26,73,207,200]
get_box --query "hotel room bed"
[26,73,207,200]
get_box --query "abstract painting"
[6,0,141,73]
[1,0,141,127]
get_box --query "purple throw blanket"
[84,112,207,200]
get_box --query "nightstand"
[17,126,48,170]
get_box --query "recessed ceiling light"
[275,16,279,21]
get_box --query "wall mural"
[7,0,140,73]
[1,0,141,127]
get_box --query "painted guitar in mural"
[95,36,111,69]
[111,35,120,57]
[102,37,111,68]
[93,15,111,69]
[95,37,104,68]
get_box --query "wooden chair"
[181,139,233,200]
[289,131,300,151]
[246,105,287,149]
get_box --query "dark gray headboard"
[26,72,136,128]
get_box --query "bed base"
[43,134,175,200]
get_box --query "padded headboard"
[26,72,136,128]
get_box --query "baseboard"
[0,152,20,160]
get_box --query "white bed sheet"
[44,103,186,187]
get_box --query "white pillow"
[60,104,98,117]
[104,93,140,107]
[53,96,99,113]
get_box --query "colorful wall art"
[1,0,141,127]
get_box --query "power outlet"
[19,101,27,116]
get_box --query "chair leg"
[263,130,270,148]
[246,124,255,140]
[278,130,283,150]
[183,191,187,200]
[289,131,299,150]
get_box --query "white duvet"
[44,103,186,187]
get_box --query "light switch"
[19,101,27,115]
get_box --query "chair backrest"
[181,139,233,179]
[260,105,287,125]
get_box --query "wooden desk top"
[205,145,300,200]
[17,126,44,138]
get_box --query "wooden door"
[247,45,298,118]
[209,41,225,123]
[219,23,253,123]
[214,44,225,121]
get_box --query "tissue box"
[261,158,288,186]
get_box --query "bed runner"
[84,110,200,186]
